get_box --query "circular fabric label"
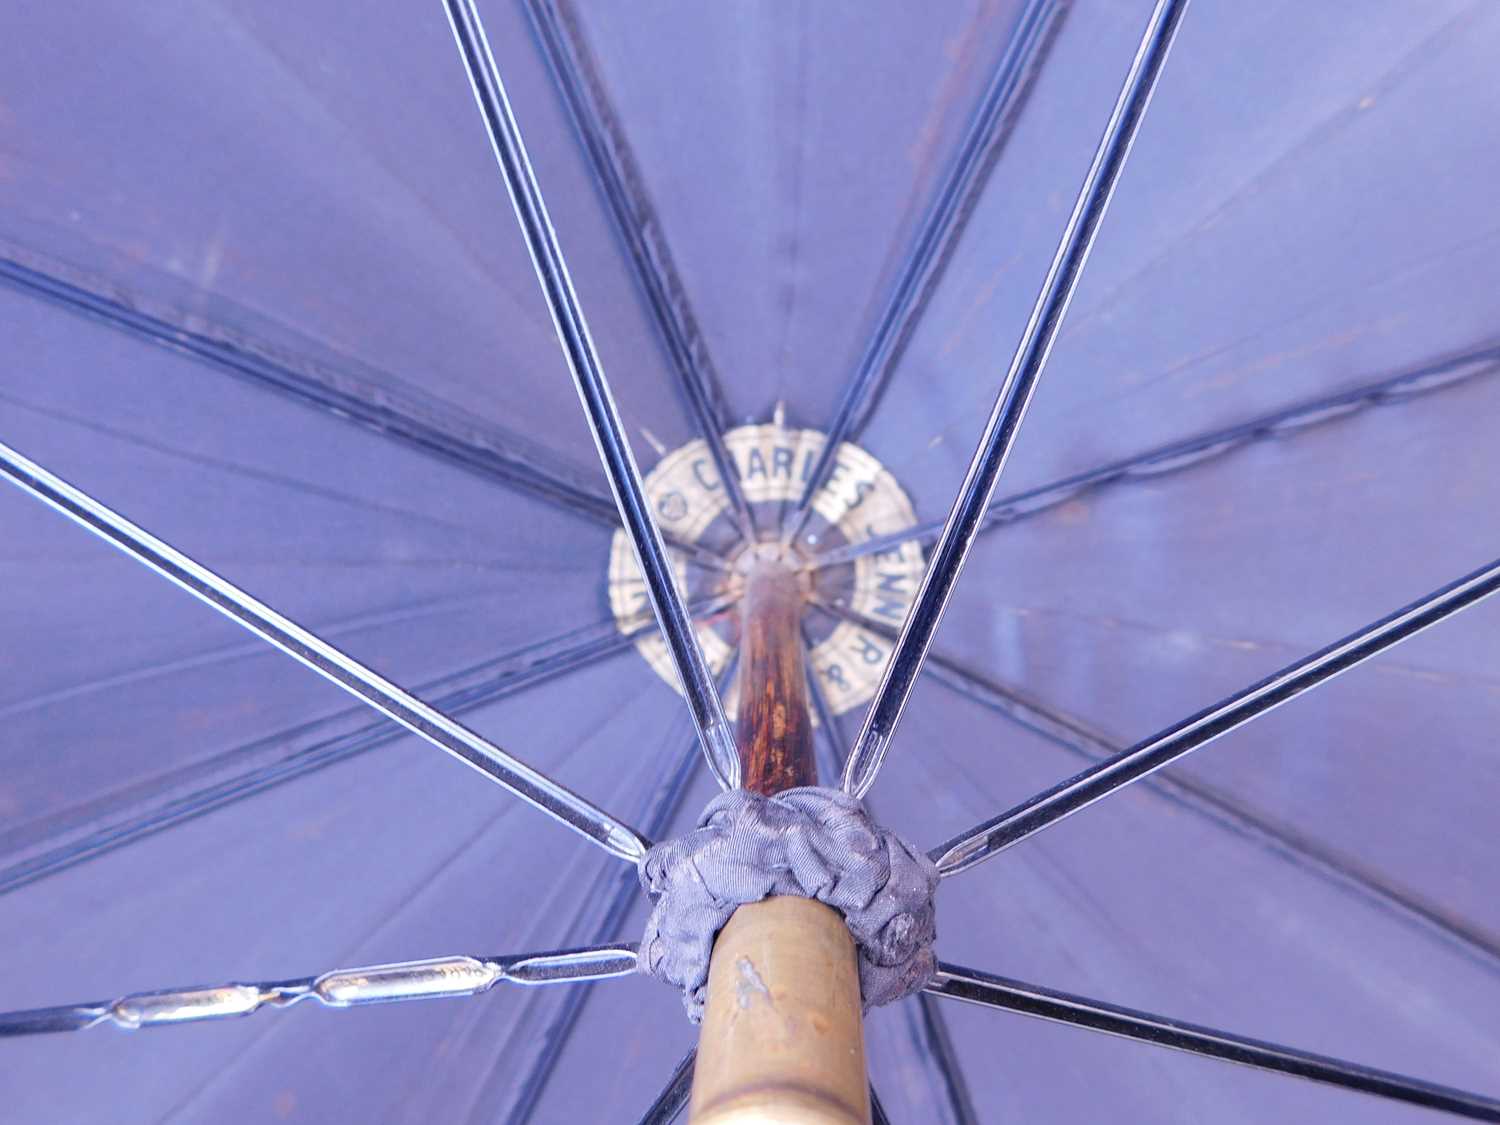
[607,424,924,717]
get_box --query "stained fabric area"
[1,0,1500,1123]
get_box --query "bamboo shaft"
[690,898,869,1124]
[690,557,870,1124]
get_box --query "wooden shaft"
[691,557,869,1124]
[734,558,817,794]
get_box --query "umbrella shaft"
[735,558,818,793]
[690,557,871,1123]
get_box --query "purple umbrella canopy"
[2,0,1499,1120]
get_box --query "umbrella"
[3,0,1499,1120]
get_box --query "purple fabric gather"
[637,786,940,1021]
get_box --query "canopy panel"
[1,0,1497,1120]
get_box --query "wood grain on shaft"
[736,563,817,793]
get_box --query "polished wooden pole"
[690,553,870,1124]
[734,553,819,797]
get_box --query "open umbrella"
[3,0,1499,1120]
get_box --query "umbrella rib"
[525,0,756,543]
[814,338,1500,568]
[840,0,1190,798]
[926,962,1500,1121]
[869,1083,893,1125]
[906,993,983,1125]
[502,660,737,1123]
[0,255,636,540]
[0,440,651,864]
[635,1049,696,1125]
[802,637,981,1125]
[442,0,739,789]
[931,556,1500,877]
[803,624,849,786]
[0,944,640,1039]
[939,671,1500,964]
[813,597,1500,968]
[782,0,1070,545]
[0,602,739,898]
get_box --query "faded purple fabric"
[637,787,939,1020]
[2,1,1500,1120]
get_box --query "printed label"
[608,425,923,717]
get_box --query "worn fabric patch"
[637,786,939,1021]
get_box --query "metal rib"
[841,0,1189,798]
[815,339,1500,568]
[802,635,980,1125]
[501,659,737,1122]
[927,962,1500,1121]
[870,1084,893,1125]
[525,0,755,543]
[0,440,649,863]
[0,944,639,1038]
[0,256,729,574]
[0,255,623,535]
[443,0,738,788]
[892,618,1500,969]
[802,624,847,787]
[932,556,1500,877]
[905,993,982,1125]
[0,599,737,897]
[636,1050,696,1125]
[814,595,1500,965]
[783,0,1069,543]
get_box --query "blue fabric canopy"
[2,0,1498,1120]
